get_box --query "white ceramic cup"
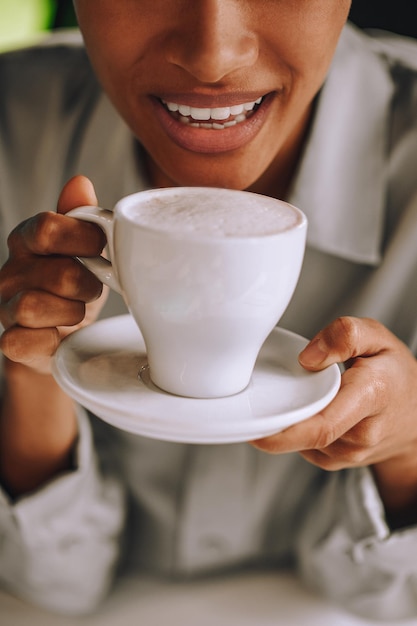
[68,187,307,398]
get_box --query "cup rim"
[114,186,307,241]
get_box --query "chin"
[156,155,265,191]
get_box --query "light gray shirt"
[0,24,417,620]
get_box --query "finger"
[298,316,395,371]
[57,175,98,215]
[7,211,107,258]
[251,361,382,454]
[0,291,86,330]
[0,256,103,302]
[298,424,388,471]
[7,175,102,256]
[57,175,108,254]
[0,326,61,364]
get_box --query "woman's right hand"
[0,176,110,496]
[0,175,108,375]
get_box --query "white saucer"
[52,315,341,444]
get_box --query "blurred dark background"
[53,0,77,28]
[349,0,417,39]
[51,0,417,38]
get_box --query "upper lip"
[153,91,273,108]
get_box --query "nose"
[165,0,259,83]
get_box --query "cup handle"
[66,206,122,294]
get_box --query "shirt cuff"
[0,405,97,537]
[349,466,417,573]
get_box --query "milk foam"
[123,189,302,237]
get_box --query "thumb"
[57,175,98,215]
[298,316,394,372]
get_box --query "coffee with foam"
[124,188,302,238]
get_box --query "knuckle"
[12,291,38,326]
[353,417,384,450]
[50,258,99,300]
[31,212,62,254]
[311,415,337,449]
[330,316,360,353]
[55,258,85,297]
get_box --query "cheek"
[263,1,349,77]
[82,37,147,113]
[76,6,149,84]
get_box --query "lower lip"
[151,94,274,154]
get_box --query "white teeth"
[163,97,263,124]
[230,104,244,115]
[190,107,211,121]
[178,104,191,116]
[210,107,232,121]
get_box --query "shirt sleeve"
[296,466,417,621]
[0,405,126,616]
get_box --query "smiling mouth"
[153,93,273,154]
[161,96,264,130]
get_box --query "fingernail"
[299,337,328,366]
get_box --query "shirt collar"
[287,24,395,265]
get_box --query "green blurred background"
[0,0,416,51]
[0,0,76,50]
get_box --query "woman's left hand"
[251,316,417,524]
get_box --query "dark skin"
[1,1,417,529]
[0,179,107,495]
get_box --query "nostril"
[165,24,259,83]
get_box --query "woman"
[0,1,417,618]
